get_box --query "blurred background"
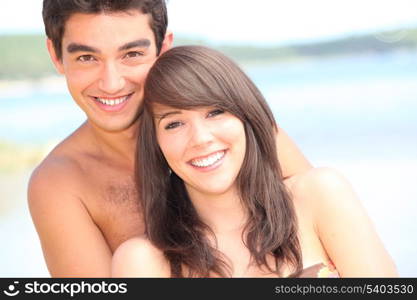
[0,0,416,277]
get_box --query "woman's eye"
[165,121,182,130]
[207,109,224,118]
[77,55,95,62]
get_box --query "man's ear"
[46,39,65,74]
[159,30,173,55]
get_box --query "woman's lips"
[188,150,227,171]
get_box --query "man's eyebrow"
[118,39,151,51]
[67,43,100,54]
[155,111,182,125]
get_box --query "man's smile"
[91,92,135,111]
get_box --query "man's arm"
[276,126,312,178]
[28,160,112,277]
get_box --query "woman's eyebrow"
[154,111,182,124]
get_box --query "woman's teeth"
[95,95,129,106]
[190,151,225,168]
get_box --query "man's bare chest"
[82,174,144,252]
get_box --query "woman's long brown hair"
[137,45,302,277]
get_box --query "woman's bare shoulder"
[284,167,354,207]
[285,167,367,230]
[285,166,349,190]
[285,167,398,276]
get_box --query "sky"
[0,0,416,45]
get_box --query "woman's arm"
[298,168,398,277]
[112,237,171,277]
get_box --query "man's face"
[51,11,160,133]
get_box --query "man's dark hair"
[43,0,168,60]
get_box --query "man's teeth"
[96,96,129,106]
[190,151,225,168]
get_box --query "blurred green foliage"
[0,34,56,79]
[1,27,416,80]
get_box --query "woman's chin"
[186,180,237,198]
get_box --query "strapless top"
[298,262,339,278]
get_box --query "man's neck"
[85,120,139,169]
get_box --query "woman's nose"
[189,120,214,148]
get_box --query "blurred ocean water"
[0,52,416,276]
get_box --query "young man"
[29,0,312,277]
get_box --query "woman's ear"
[159,31,174,55]
[46,39,65,74]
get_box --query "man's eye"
[77,55,95,62]
[207,109,224,118]
[125,51,144,59]
[165,121,182,130]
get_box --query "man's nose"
[98,62,126,94]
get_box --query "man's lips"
[92,93,134,106]
[91,93,134,112]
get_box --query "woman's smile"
[188,150,227,171]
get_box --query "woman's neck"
[187,186,248,235]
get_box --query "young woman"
[112,46,397,277]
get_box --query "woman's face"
[153,103,246,198]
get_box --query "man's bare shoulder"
[28,126,94,206]
[30,145,83,191]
